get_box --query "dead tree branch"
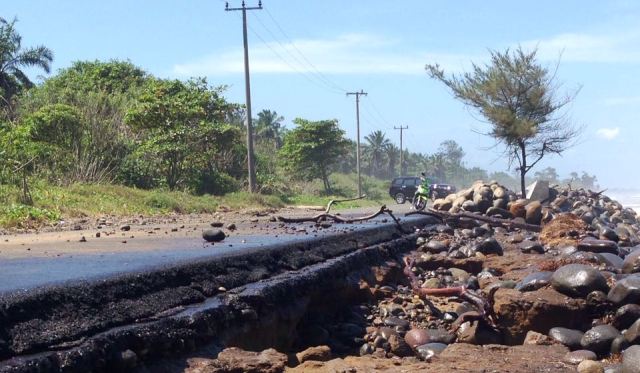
[409,208,541,232]
[325,194,366,213]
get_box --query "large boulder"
[550,264,609,298]
[493,288,589,344]
[608,275,640,305]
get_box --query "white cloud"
[603,96,640,106]
[521,29,640,63]
[596,127,621,140]
[173,33,475,76]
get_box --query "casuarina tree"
[426,47,581,197]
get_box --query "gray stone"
[383,317,409,330]
[564,350,598,365]
[486,206,513,219]
[578,239,619,255]
[580,325,621,354]
[476,237,503,256]
[623,318,640,345]
[611,335,630,354]
[415,343,447,361]
[608,275,640,305]
[202,229,226,242]
[551,264,609,298]
[516,271,553,292]
[548,327,584,350]
[622,250,640,274]
[622,345,640,373]
[526,180,550,201]
[519,241,545,254]
[424,239,448,253]
[613,304,640,330]
[599,253,624,269]
[577,360,604,373]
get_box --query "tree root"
[403,256,499,331]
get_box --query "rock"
[577,360,604,373]
[623,345,640,373]
[623,318,640,345]
[226,223,237,231]
[120,224,131,231]
[476,237,503,256]
[433,199,452,211]
[580,325,621,354]
[564,350,597,365]
[404,328,455,348]
[297,325,329,346]
[519,241,545,254]
[515,271,553,292]
[415,343,447,361]
[213,347,287,373]
[622,250,640,274]
[486,206,513,219]
[525,201,543,225]
[526,180,550,201]
[202,229,226,242]
[424,240,448,253]
[295,345,332,363]
[599,253,624,270]
[608,275,640,305]
[551,264,609,298]
[548,327,584,350]
[359,343,374,356]
[387,332,413,357]
[493,288,588,344]
[456,321,502,345]
[600,227,620,242]
[116,349,138,370]
[613,304,640,330]
[448,268,470,283]
[523,330,555,345]
[611,335,630,354]
[383,317,409,330]
[510,200,528,219]
[210,222,224,227]
[577,239,619,255]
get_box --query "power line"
[394,125,408,176]
[262,6,347,93]
[346,90,367,197]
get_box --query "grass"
[0,173,393,228]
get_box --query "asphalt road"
[0,203,415,293]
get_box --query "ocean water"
[607,190,640,213]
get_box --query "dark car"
[389,176,456,204]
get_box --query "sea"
[607,189,640,214]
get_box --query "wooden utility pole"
[394,125,408,176]
[346,90,367,197]
[226,1,262,192]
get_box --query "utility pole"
[394,125,408,176]
[346,90,367,197]
[226,1,262,193]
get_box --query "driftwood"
[276,205,410,233]
[325,195,366,213]
[407,208,541,232]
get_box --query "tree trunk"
[321,167,332,194]
[519,143,527,198]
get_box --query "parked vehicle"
[389,175,456,204]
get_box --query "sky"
[4,0,640,189]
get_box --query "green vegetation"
[0,20,594,229]
[427,47,581,197]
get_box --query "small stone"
[551,264,609,298]
[210,222,224,227]
[577,239,619,255]
[359,343,374,356]
[295,345,331,363]
[577,360,604,373]
[226,223,237,230]
[622,345,640,373]
[202,229,226,242]
[523,330,555,345]
[564,350,597,365]
[79,236,87,242]
[415,343,447,361]
[613,304,640,330]
[95,232,101,238]
[581,325,620,354]
[608,275,640,305]
[548,327,584,350]
[120,224,131,231]
[516,271,552,292]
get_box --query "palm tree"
[363,130,390,178]
[254,109,285,149]
[0,17,53,117]
[385,143,400,178]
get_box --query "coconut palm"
[254,109,285,149]
[385,143,400,178]
[0,17,53,116]
[363,130,391,178]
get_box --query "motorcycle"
[412,183,429,211]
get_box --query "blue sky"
[5,0,640,188]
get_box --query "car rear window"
[392,178,403,186]
[403,178,418,186]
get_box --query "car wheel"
[394,193,406,204]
